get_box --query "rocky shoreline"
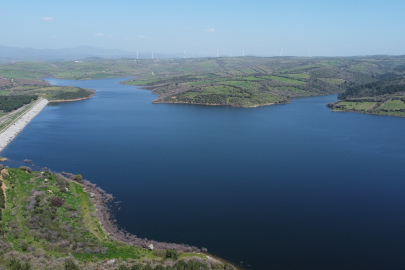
[60,172,202,254]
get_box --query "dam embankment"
[0,98,49,153]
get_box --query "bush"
[8,258,30,270]
[74,174,82,181]
[117,266,130,270]
[153,249,166,257]
[165,249,179,260]
[65,259,79,270]
[51,197,64,207]
[20,240,28,251]
[19,166,31,173]
[131,265,143,270]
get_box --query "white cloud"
[41,17,54,22]
[94,33,114,39]
[205,28,215,32]
[139,35,149,39]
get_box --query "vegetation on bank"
[329,70,405,117]
[0,85,94,102]
[0,166,235,270]
[1,55,405,109]
[0,77,94,122]
[0,95,38,112]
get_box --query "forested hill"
[1,55,405,108]
[338,73,405,99]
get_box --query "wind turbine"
[135,50,138,59]
[152,51,154,59]
[243,48,244,57]
[193,53,194,58]
[183,49,186,59]
[217,49,219,57]
[384,47,387,55]
[308,47,311,57]
[280,47,283,57]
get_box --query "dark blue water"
[3,78,405,269]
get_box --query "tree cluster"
[52,88,93,100]
[339,73,405,99]
[0,95,38,112]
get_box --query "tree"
[131,265,143,270]
[51,197,64,207]
[65,259,79,270]
[7,259,30,270]
[165,249,179,260]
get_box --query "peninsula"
[327,70,405,117]
[0,165,237,269]
[0,77,95,153]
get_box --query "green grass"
[336,101,377,111]
[284,73,309,79]
[282,64,319,73]
[319,78,345,85]
[321,60,343,67]
[270,76,306,84]
[0,90,9,95]
[2,85,93,101]
[0,168,206,266]
[0,69,45,80]
[378,99,405,110]
[219,80,255,89]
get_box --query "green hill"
[0,166,236,270]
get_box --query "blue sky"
[1,0,404,56]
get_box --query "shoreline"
[58,171,241,269]
[152,99,283,108]
[0,99,49,153]
[48,91,96,103]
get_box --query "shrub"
[51,197,64,207]
[153,249,166,257]
[131,265,143,270]
[65,259,79,270]
[74,174,82,181]
[20,240,29,251]
[19,166,31,173]
[117,265,130,270]
[165,249,179,260]
[8,258,30,270]
[154,266,165,270]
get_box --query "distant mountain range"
[0,45,166,62]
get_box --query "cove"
[2,77,405,270]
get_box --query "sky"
[1,0,404,57]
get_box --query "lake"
[2,78,405,269]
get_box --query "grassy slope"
[1,56,405,108]
[332,96,405,117]
[0,168,217,268]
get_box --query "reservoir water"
[3,78,405,269]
